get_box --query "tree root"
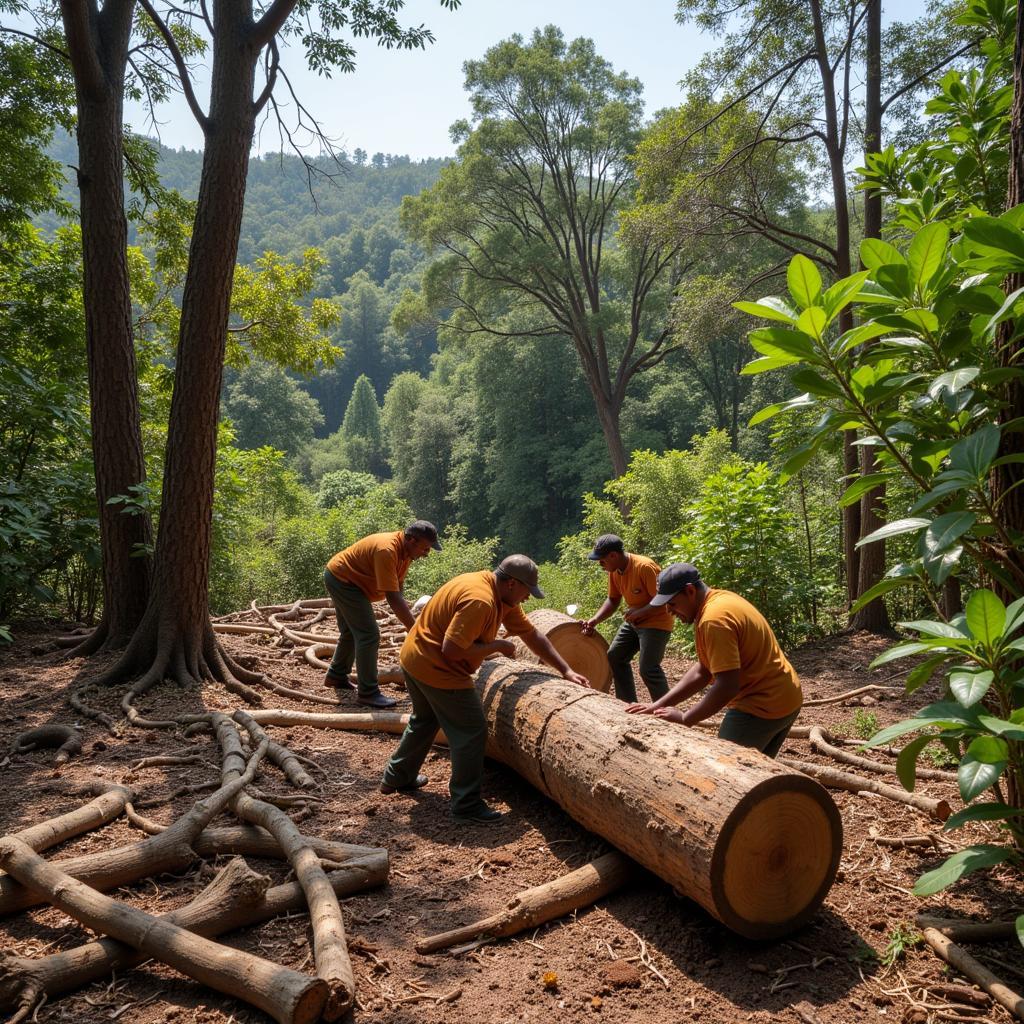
[916,915,1021,943]
[212,713,355,1019]
[417,851,632,954]
[9,725,83,766]
[234,710,315,789]
[68,685,118,734]
[807,726,957,783]
[7,783,133,856]
[802,684,902,707]
[780,758,952,821]
[0,838,328,1024]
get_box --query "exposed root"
[10,725,83,766]
[233,710,315,790]
[67,686,118,734]
[802,684,902,707]
[807,726,957,783]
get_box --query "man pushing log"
[626,563,802,758]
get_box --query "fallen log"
[779,758,952,821]
[245,708,448,745]
[0,852,388,1016]
[417,850,632,953]
[0,839,327,1024]
[510,609,612,693]
[7,783,132,856]
[476,660,842,939]
[921,927,1024,1020]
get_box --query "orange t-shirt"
[326,531,410,602]
[400,570,533,690]
[608,553,675,632]
[694,589,802,719]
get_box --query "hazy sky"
[127,0,711,159]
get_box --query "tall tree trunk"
[592,391,628,479]
[991,0,1024,605]
[96,1,262,693]
[60,0,152,652]
[850,0,892,634]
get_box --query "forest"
[2,0,1024,1021]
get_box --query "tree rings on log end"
[711,774,843,940]
[513,609,612,693]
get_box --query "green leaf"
[861,237,905,270]
[912,845,1014,896]
[943,803,1024,832]
[966,735,1009,764]
[897,734,933,792]
[1016,914,1024,951]
[977,715,1024,741]
[862,717,931,748]
[741,354,800,375]
[857,517,930,547]
[928,367,980,397]
[949,425,1001,478]
[749,327,817,360]
[787,254,823,310]
[962,216,1024,262]
[905,654,951,695]
[733,297,797,324]
[898,619,969,640]
[950,669,994,707]
[869,641,936,667]
[839,473,888,508]
[789,368,845,398]
[1003,597,1024,639]
[834,320,896,356]
[748,393,816,427]
[922,511,977,556]
[875,263,913,299]
[907,222,950,291]
[796,306,827,341]
[958,756,1006,802]
[821,271,870,319]
[966,589,1006,646]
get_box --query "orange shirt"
[608,553,675,632]
[401,570,533,690]
[694,589,802,719]
[326,531,410,602]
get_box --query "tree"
[339,373,385,476]
[44,0,458,695]
[223,361,324,454]
[401,27,685,478]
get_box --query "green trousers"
[323,569,380,697]
[607,622,671,703]
[382,670,488,818]
[718,706,801,758]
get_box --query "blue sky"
[128,0,712,158]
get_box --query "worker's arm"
[625,661,712,715]
[441,635,515,670]
[652,669,742,726]
[623,601,659,625]
[518,628,589,687]
[384,590,415,631]
[580,596,620,635]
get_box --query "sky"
[127,0,712,160]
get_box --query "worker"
[380,555,589,823]
[625,563,802,757]
[580,534,674,704]
[322,520,441,708]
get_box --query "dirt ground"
[1,620,1023,1024]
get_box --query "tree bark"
[59,0,152,652]
[0,853,387,1016]
[476,660,842,939]
[0,838,327,1024]
[416,851,632,953]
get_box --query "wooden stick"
[921,927,1024,1020]
[0,839,327,1024]
[779,758,952,821]
[802,684,902,707]
[417,851,633,954]
[246,708,446,742]
[0,852,387,1015]
[808,726,957,783]
[916,915,1021,943]
[6,784,132,856]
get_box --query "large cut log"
[511,609,611,693]
[477,660,842,940]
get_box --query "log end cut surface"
[516,609,612,693]
[712,774,843,940]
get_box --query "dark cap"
[406,520,442,551]
[496,554,545,599]
[587,533,625,561]
[649,563,702,606]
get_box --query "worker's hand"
[624,702,654,715]
[563,669,590,688]
[652,707,685,725]
[623,608,642,624]
[493,638,517,659]
[579,619,595,636]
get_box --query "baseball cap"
[406,520,442,551]
[587,533,625,561]
[649,563,702,605]
[496,554,545,599]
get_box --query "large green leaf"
[875,263,913,300]
[821,271,870,320]
[966,734,1009,764]
[796,306,827,340]
[949,425,1001,479]
[869,641,937,667]
[912,845,1014,896]
[733,297,797,324]
[856,517,930,547]
[962,216,1024,262]
[1003,597,1024,640]
[905,653,951,695]
[943,802,1024,832]
[839,473,888,508]
[958,756,1006,803]
[749,327,817,359]
[789,368,845,398]
[862,717,931,747]
[748,393,815,427]
[787,254,822,309]
[897,619,969,640]
[922,511,977,556]
[834,320,896,356]
[965,589,1006,646]
[861,237,905,270]
[922,544,965,586]
[949,669,994,707]
[896,734,933,792]
[977,714,1024,741]
[741,354,801,375]
[928,367,980,397]
[907,222,950,291]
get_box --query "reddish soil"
[1,622,1022,1024]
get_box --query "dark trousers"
[607,622,671,703]
[382,670,489,817]
[718,706,801,758]
[323,569,380,696]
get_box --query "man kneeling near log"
[626,563,801,758]
[381,555,590,823]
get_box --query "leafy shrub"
[316,469,380,509]
[405,525,499,601]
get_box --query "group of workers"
[323,523,802,825]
